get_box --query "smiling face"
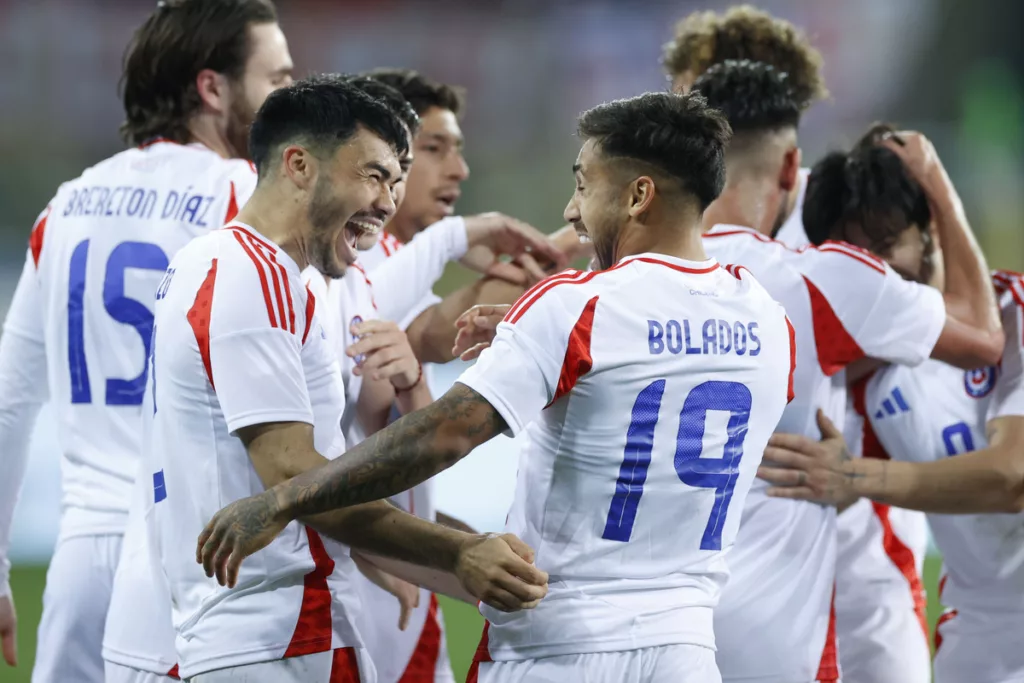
[386,106,469,241]
[305,125,402,278]
[563,139,627,271]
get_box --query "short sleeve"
[207,240,313,433]
[456,280,586,435]
[801,245,945,368]
[990,299,1024,420]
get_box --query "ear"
[627,176,656,217]
[281,145,317,190]
[780,146,802,192]
[195,68,231,116]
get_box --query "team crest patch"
[350,315,365,364]
[964,366,997,398]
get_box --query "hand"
[348,320,421,391]
[878,131,950,197]
[351,552,421,631]
[196,490,290,588]
[455,533,548,613]
[452,305,511,360]
[0,593,16,667]
[462,213,568,283]
[757,410,860,508]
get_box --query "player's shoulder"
[503,268,599,325]
[796,239,888,278]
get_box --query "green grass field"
[5,557,944,682]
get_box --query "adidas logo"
[874,387,911,419]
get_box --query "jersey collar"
[615,252,719,274]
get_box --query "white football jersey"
[864,272,1024,619]
[7,140,255,541]
[143,221,361,679]
[773,167,811,249]
[458,253,796,661]
[701,224,945,682]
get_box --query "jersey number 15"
[603,379,752,551]
[68,240,169,405]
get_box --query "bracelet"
[395,363,423,394]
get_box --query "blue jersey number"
[67,240,169,405]
[602,379,752,550]
[941,421,976,456]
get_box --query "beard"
[306,173,350,279]
[225,86,257,160]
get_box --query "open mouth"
[434,191,460,214]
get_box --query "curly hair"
[662,5,827,108]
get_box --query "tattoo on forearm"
[279,384,506,518]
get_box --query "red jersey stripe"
[819,244,884,274]
[225,223,278,252]
[785,316,797,404]
[284,528,336,659]
[546,295,599,407]
[186,260,218,389]
[870,501,929,640]
[508,271,595,324]
[815,586,839,681]
[625,256,719,274]
[231,231,278,328]
[265,244,296,333]
[223,182,240,225]
[328,647,361,683]
[466,622,492,683]
[302,285,316,345]
[352,263,378,311]
[397,594,443,682]
[803,275,866,376]
[380,236,393,257]
[29,206,50,268]
[247,236,290,334]
[166,664,180,679]
[505,270,586,322]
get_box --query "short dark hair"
[577,92,732,211]
[341,75,420,136]
[663,5,827,108]
[691,60,803,134]
[249,76,411,179]
[120,0,278,146]
[361,68,466,118]
[803,130,931,249]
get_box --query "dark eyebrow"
[367,162,393,181]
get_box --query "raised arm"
[883,133,1003,368]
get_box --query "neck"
[384,211,419,244]
[702,177,779,236]
[615,208,708,264]
[186,113,236,160]
[235,184,310,269]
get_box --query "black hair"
[120,0,277,146]
[803,126,931,249]
[577,91,732,211]
[249,75,410,179]
[361,68,466,118]
[308,73,421,136]
[690,59,804,134]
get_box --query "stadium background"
[1,0,1022,680]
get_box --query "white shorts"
[105,661,178,683]
[185,648,375,683]
[469,645,721,683]
[934,610,1024,683]
[33,533,123,683]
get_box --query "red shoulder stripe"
[246,235,293,334]
[817,241,886,274]
[231,230,279,328]
[352,263,378,311]
[223,182,240,225]
[505,270,586,323]
[546,295,599,406]
[301,285,316,345]
[508,271,595,324]
[29,206,50,268]
[187,259,218,389]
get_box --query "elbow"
[975,329,1006,368]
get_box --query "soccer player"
[758,148,1024,683]
[196,90,799,683]
[0,1,293,680]
[662,4,828,246]
[358,68,564,364]
[693,60,1003,683]
[145,76,547,683]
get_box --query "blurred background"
[2,0,1022,680]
